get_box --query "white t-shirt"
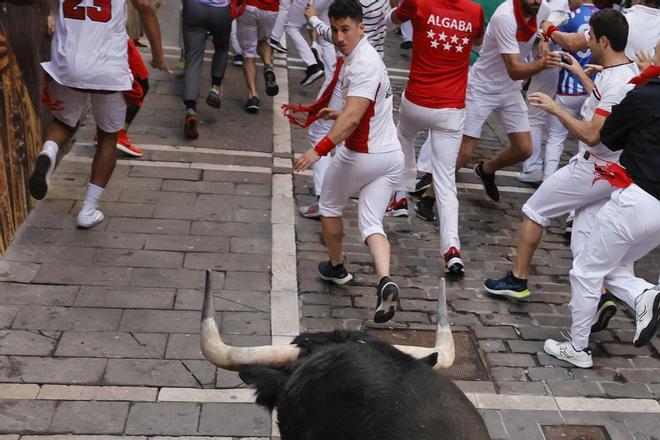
[623,5,660,61]
[42,0,133,91]
[340,37,400,154]
[579,61,638,159]
[468,0,549,94]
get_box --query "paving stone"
[0,283,79,306]
[3,356,106,384]
[216,368,244,389]
[0,330,57,356]
[491,367,527,382]
[3,245,97,265]
[131,268,213,289]
[487,353,536,368]
[601,382,654,399]
[602,343,652,356]
[220,312,271,335]
[570,368,619,382]
[55,332,164,358]
[547,381,604,397]
[108,218,191,235]
[0,261,39,283]
[49,401,129,434]
[499,409,563,440]
[165,334,205,359]
[497,381,547,396]
[204,170,270,184]
[229,237,271,255]
[73,200,156,218]
[32,264,133,287]
[190,221,270,239]
[153,201,234,222]
[0,306,19,329]
[198,403,271,436]
[161,179,235,194]
[182,359,218,387]
[224,271,270,291]
[175,289,269,313]
[12,306,122,332]
[0,400,57,433]
[144,235,230,253]
[507,340,545,354]
[473,326,518,339]
[299,293,351,307]
[119,310,201,333]
[479,410,508,440]
[619,369,660,384]
[105,359,200,387]
[630,356,660,369]
[125,402,200,435]
[562,411,636,440]
[53,230,148,249]
[453,381,497,394]
[75,286,176,309]
[526,367,570,381]
[94,249,184,269]
[184,253,271,272]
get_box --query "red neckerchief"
[513,0,538,42]
[587,152,633,189]
[231,0,245,19]
[629,65,660,88]
[281,57,344,128]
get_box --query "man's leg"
[284,0,323,85]
[206,4,231,108]
[181,0,207,138]
[321,217,344,266]
[236,8,260,112]
[482,131,532,175]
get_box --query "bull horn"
[200,269,300,371]
[393,278,455,369]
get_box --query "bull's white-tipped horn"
[200,269,300,371]
[393,278,455,369]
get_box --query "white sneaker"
[77,209,104,229]
[543,339,593,368]
[515,169,544,184]
[298,201,321,219]
[633,286,660,347]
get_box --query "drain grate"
[367,329,489,381]
[542,425,611,440]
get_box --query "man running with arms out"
[456,0,561,202]
[387,0,485,277]
[294,0,404,323]
[31,0,167,228]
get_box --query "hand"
[304,3,317,20]
[318,107,340,120]
[541,51,562,70]
[151,56,172,74]
[540,20,552,33]
[583,63,603,77]
[635,49,652,72]
[559,52,580,74]
[294,149,321,172]
[537,40,550,58]
[47,14,56,36]
[528,92,560,115]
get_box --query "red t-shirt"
[246,0,279,12]
[395,0,484,109]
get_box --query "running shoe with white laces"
[206,87,222,109]
[374,276,399,323]
[232,54,244,66]
[301,63,324,86]
[484,272,530,299]
[77,209,104,229]
[444,246,464,277]
[411,173,432,196]
[633,285,660,347]
[385,197,409,217]
[29,151,56,200]
[319,260,353,285]
[268,37,287,54]
[543,338,593,368]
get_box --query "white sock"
[81,183,104,215]
[395,191,407,201]
[42,140,59,160]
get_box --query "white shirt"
[623,5,660,61]
[468,0,550,94]
[579,61,638,159]
[42,0,132,91]
[340,37,400,154]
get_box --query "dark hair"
[329,0,363,23]
[589,9,628,52]
[643,0,660,9]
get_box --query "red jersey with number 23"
[395,0,484,109]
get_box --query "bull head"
[200,269,455,370]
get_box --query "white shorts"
[522,153,616,228]
[237,6,277,58]
[463,87,530,138]
[319,147,404,242]
[48,80,126,133]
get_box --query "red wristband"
[313,135,336,156]
[544,25,558,41]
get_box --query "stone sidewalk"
[1,3,659,440]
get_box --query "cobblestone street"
[0,2,659,439]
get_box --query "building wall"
[0,1,51,255]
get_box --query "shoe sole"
[375,282,399,323]
[232,61,243,66]
[385,208,409,218]
[116,144,143,158]
[301,69,325,86]
[264,70,279,97]
[484,284,530,300]
[320,272,353,285]
[245,106,260,114]
[446,258,465,277]
[634,292,660,347]
[77,214,104,229]
[591,301,617,333]
[29,154,52,200]
[414,207,435,222]
[184,117,199,140]
[475,163,501,202]
[268,41,287,53]
[298,208,321,219]
[543,341,593,368]
[206,94,221,109]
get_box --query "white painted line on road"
[158,388,255,403]
[62,155,272,174]
[75,142,272,158]
[37,385,157,402]
[555,396,660,413]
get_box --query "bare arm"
[550,31,589,52]
[501,52,561,81]
[130,0,169,72]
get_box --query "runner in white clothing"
[294,0,404,323]
[30,0,167,228]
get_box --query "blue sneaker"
[484,272,530,299]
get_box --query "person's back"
[622,1,660,60]
[557,3,598,96]
[44,0,132,91]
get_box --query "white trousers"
[543,94,586,179]
[285,0,333,67]
[401,20,413,42]
[569,184,660,350]
[397,94,464,253]
[269,0,290,41]
[231,20,242,55]
[523,68,559,173]
[319,147,404,242]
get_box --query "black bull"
[200,270,490,440]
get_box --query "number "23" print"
[63,0,112,22]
